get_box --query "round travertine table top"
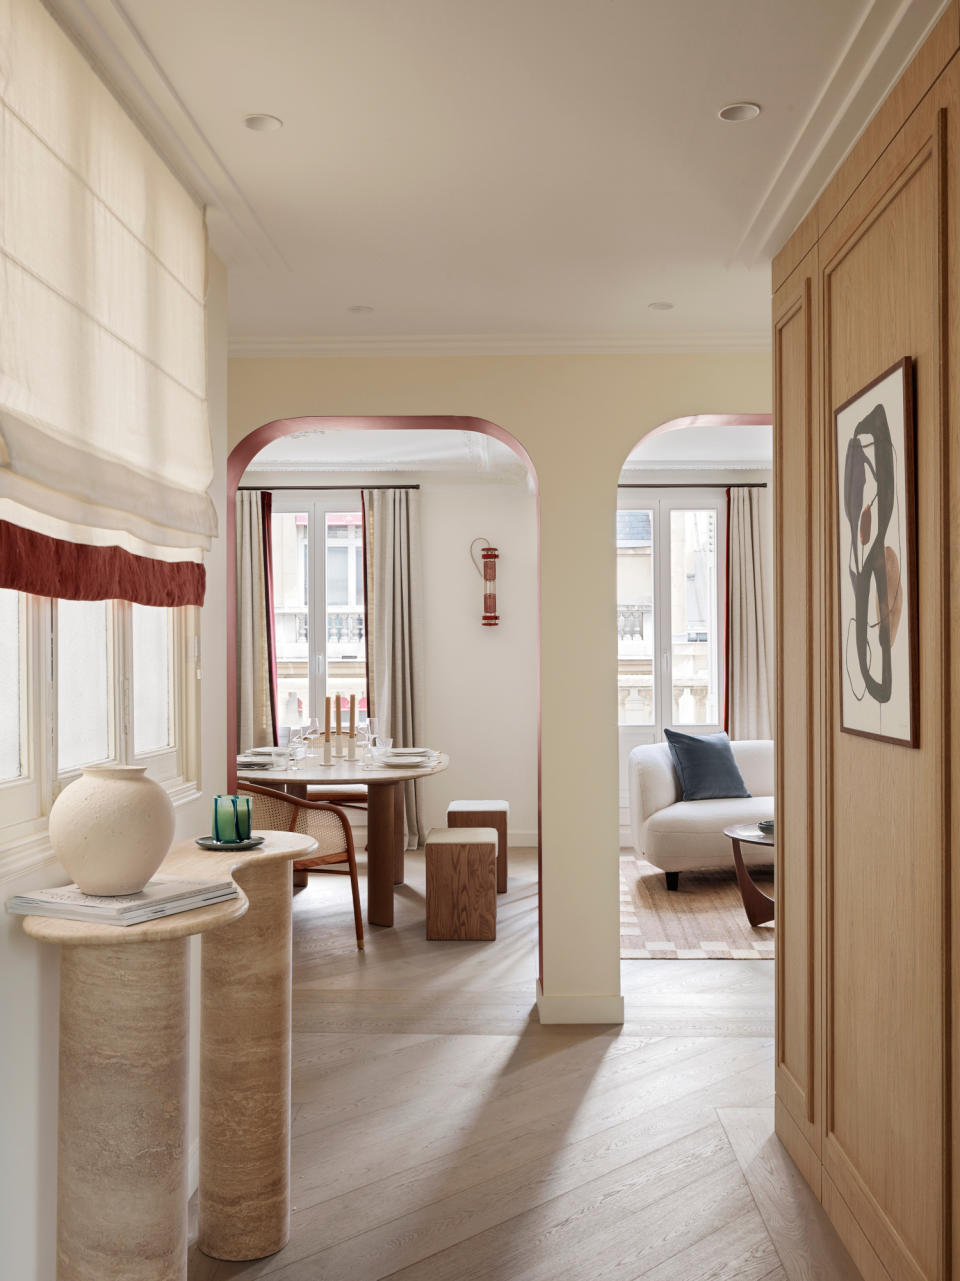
[237,752,449,788]
[20,831,317,946]
[723,822,775,847]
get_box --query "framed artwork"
[834,357,918,747]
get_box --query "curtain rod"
[237,483,421,491]
[618,482,767,489]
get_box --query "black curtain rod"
[237,483,421,491]
[618,482,767,490]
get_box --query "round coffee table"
[723,823,775,927]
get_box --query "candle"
[336,693,342,735]
[212,795,252,843]
[349,694,356,736]
[324,695,331,740]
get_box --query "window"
[271,495,368,728]
[0,591,197,847]
[617,491,725,739]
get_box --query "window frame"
[0,591,200,852]
[270,491,366,726]
[617,487,727,742]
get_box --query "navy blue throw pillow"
[663,729,751,801]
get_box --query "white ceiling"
[52,0,948,353]
[622,422,772,472]
[246,428,531,483]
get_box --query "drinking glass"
[305,717,322,756]
[288,727,306,770]
[372,735,393,762]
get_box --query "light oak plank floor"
[189,848,856,1281]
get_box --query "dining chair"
[238,781,364,949]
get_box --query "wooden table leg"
[199,860,292,1260]
[57,939,190,1281]
[394,782,406,886]
[731,838,775,927]
[367,781,404,926]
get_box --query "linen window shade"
[0,0,215,601]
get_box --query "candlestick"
[335,693,342,736]
[324,696,331,739]
[349,694,356,736]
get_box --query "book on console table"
[6,875,238,927]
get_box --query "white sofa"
[628,739,774,889]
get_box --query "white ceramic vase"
[48,765,175,896]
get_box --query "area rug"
[620,853,775,959]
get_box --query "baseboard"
[536,980,625,1025]
[821,1169,894,1281]
[774,1097,822,1198]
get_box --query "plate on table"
[195,836,266,851]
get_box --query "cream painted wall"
[229,352,772,1022]
[419,482,538,840]
[0,254,229,1274]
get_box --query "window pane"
[0,589,21,781]
[670,509,719,725]
[325,512,367,721]
[617,510,654,725]
[58,600,110,770]
[272,512,310,727]
[133,605,171,753]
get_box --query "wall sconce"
[470,538,500,626]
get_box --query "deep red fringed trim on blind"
[0,521,206,606]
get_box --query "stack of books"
[6,876,238,927]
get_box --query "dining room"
[231,422,540,938]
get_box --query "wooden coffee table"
[723,823,775,927]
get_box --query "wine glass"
[305,717,322,756]
[288,727,306,770]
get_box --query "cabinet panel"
[773,250,821,1157]
[819,101,949,1281]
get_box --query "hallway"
[189,849,857,1281]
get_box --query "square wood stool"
[425,827,498,941]
[446,800,509,893]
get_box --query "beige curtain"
[727,487,773,740]
[363,489,425,848]
[236,492,274,751]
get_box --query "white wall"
[419,482,538,842]
[0,253,229,1276]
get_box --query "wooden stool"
[446,800,509,893]
[425,827,498,941]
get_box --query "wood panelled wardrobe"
[772,5,960,1278]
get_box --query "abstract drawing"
[834,358,917,747]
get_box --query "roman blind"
[0,0,215,602]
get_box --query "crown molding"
[735,0,949,264]
[45,0,290,270]
[228,331,772,359]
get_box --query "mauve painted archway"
[226,414,542,977]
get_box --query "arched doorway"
[226,414,543,968]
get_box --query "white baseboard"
[536,980,625,1025]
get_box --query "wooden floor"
[189,848,859,1281]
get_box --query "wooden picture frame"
[834,357,918,747]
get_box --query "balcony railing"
[617,600,652,640]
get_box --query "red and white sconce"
[470,538,500,626]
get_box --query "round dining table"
[236,753,448,927]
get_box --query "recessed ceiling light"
[648,301,674,311]
[243,113,284,132]
[348,304,374,314]
[718,102,761,123]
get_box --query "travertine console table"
[20,830,317,1279]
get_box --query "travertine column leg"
[198,860,291,1260]
[57,940,189,1281]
